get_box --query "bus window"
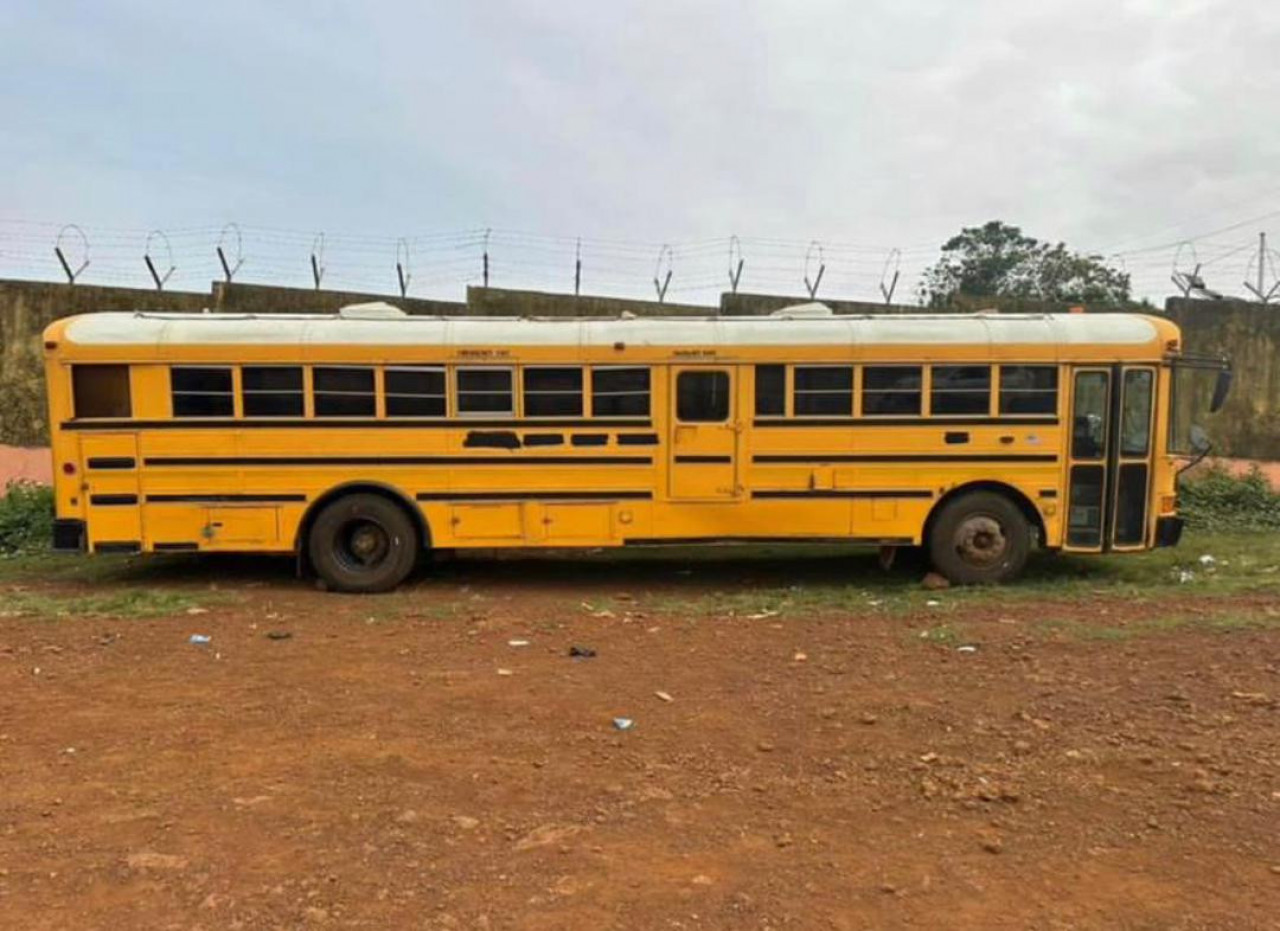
[794,366,852,416]
[171,367,233,417]
[523,367,583,417]
[385,367,445,417]
[243,366,304,417]
[314,367,375,417]
[1071,371,1109,459]
[457,368,514,415]
[999,365,1058,415]
[931,366,990,415]
[862,366,921,416]
[591,368,650,417]
[676,371,729,422]
[1120,369,1153,457]
[754,365,785,416]
[73,364,132,419]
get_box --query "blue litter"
[612,717,634,731]
[189,634,212,645]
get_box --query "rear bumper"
[52,519,86,552]
[1155,516,1184,548]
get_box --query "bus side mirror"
[1189,424,1211,454]
[1210,368,1232,414]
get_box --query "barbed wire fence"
[0,216,1276,307]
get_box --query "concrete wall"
[466,286,708,317]
[210,281,465,316]
[1165,297,1280,459]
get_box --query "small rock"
[859,713,878,725]
[265,630,292,641]
[793,651,808,662]
[654,691,673,703]
[922,572,951,591]
[496,668,513,676]
[980,837,1003,854]
[395,809,420,824]
[186,606,209,616]
[451,815,480,830]
[774,833,793,848]
[691,874,714,886]
[757,740,776,753]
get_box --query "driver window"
[1072,372,1109,460]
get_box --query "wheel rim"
[952,513,1008,570]
[334,518,392,573]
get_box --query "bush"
[0,480,54,556]
[1179,464,1280,532]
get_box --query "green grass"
[0,588,209,620]
[626,531,1280,620]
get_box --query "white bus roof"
[54,303,1169,349]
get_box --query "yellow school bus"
[42,303,1229,592]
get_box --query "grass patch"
[0,588,208,620]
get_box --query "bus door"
[1064,366,1157,552]
[79,433,142,550]
[1111,366,1156,550]
[668,367,740,500]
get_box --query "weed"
[0,481,53,556]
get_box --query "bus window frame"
[455,366,516,417]
[384,365,447,419]
[589,365,652,419]
[521,365,585,419]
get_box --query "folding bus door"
[1064,368,1110,551]
[1111,366,1156,550]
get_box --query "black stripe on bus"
[145,493,308,503]
[1038,489,1059,499]
[617,433,660,446]
[63,418,652,431]
[416,491,652,502]
[752,490,934,500]
[143,456,653,467]
[154,542,200,551]
[675,455,731,464]
[95,541,141,554]
[86,457,136,470]
[89,494,138,506]
[752,453,1059,464]
[752,416,1059,428]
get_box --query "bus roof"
[48,304,1177,352]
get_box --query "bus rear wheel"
[927,491,1030,585]
[308,494,419,593]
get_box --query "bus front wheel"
[308,494,419,593]
[927,491,1030,585]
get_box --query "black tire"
[307,494,420,593]
[927,491,1031,585]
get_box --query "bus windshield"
[1169,358,1231,455]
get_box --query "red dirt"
[1,554,1278,929]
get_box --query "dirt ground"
[1,545,1278,930]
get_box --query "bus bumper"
[1155,516,1184,548]
[52,519,86,553]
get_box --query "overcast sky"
[2,0,1277,302]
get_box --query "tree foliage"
[920,220,1131,307]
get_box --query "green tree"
[920,220,1131,307]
